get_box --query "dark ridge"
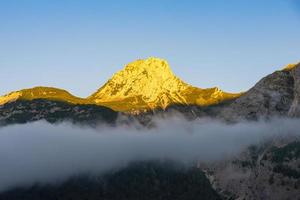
[0,99,118,127]
[0,160,221,200]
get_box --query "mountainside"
[88,57,240,112]
[221,63,300,121]
[0,99,117,127]
[287,63,300,117]
[202,139,300,200]
[0,161,221,200]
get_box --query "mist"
[0,117,299,192]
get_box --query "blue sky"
[0,0,300,96]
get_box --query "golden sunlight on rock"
[282,63,299,71]
[88,57,241,112]
[0,57,242,112]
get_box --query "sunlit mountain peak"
[88,57,241,112]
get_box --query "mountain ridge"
[0,57,241,112]
[0,87,90,106]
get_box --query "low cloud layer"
[0,117,299,191]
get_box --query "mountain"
[0,86,91,105]
[0,57,241,126]
[0,87,118,126]
[202,139,300,200]
[1,60,300,199]
[0,58,240,113]
[88,57,240,112]
[220,62,300,121]
[0,160,221,200]
[1,58,300,126]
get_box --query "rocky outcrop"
[220,64,300,121]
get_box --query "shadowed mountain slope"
[221,63,300,121]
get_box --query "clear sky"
[0,0,300,97]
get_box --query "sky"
[0,0,300,97]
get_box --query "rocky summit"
[88,57,240,112]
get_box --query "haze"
[0,117,299,191]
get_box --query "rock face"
[221,63,300,121]
[88,57,240,112]
[203,140,300,200]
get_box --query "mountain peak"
[122,57,174,80]
[88,58,240,112]
[133,57,169,67]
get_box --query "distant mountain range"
[0,57,240,111]
[1,59,300,199]
[0,58,299,126]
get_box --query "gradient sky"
[0,0,300,97]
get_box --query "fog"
[0,117,299,191]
